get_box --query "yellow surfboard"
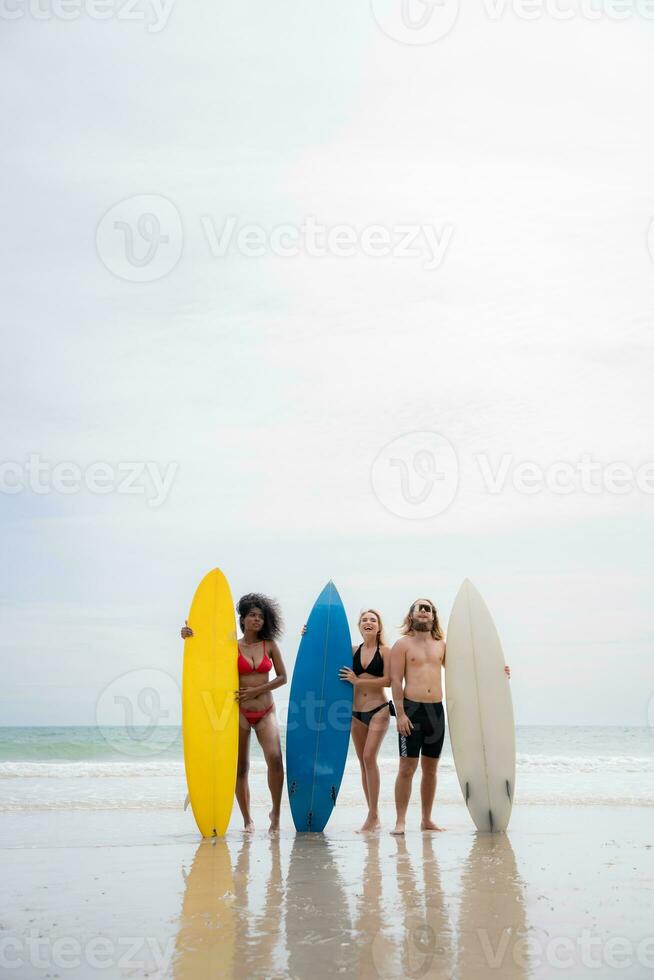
[183,568,239,837]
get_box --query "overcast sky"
[1,0,653,726]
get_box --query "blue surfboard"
[286,581,353,832]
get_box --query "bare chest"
[406,640,444,670]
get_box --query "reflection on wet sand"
[372,835,454,979]
[173,831,528,979]
[232,834,286,979]
[174,840,235,979]
[286,835,354,977]
[352,835,384,980]
[457,834,529,980]
[175,836,287,979]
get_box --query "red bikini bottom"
[240,703,274,726]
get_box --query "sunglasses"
[415,603,433,613]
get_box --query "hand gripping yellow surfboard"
[183,568,239,837]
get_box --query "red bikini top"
[237,639,273,675]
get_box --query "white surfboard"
[445,579,515,832]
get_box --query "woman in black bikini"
[339,609,394,833]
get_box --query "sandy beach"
[2,802,653,979]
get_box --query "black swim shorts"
[398,699,445,759]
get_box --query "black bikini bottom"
[352,700,396,728]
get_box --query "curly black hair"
[236,593,284,640]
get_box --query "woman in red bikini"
[181,592,287,833]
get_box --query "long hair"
[400,597,443,641]
[358,608,387,646]
[236,593,284,640]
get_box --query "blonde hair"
[358,608,387,646]
[400,598,444,641]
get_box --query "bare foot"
[268,810,280,834]
[390,823,405,836]
[243,819,255,833]
[421,818,445,832]
[357,816,381,833]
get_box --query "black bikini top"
[353,643,384,678]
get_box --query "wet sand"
[1,804,653,979]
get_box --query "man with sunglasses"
[390,598,510,835]
[389,599,445,835]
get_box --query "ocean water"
[0,726,652,812]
